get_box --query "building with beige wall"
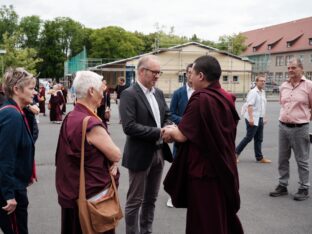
[91,42,252,96]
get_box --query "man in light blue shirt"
[236,74,271,163]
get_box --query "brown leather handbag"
[77,116,123,234]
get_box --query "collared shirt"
[137,80,161,128]
[243,86,266,126]
[279,76,312,124]
[186,83,194,100]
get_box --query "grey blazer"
[119,82,173,171]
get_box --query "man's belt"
[280,121,309,128]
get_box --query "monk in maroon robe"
[162,55,243,234]
[49,87,64,123]
[38,85,46,115]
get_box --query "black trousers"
[0,189,29,234]
[61,205,115,234]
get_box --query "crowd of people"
[0,55,311,234]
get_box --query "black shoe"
[269,185,288,197]
[294,189,309,201]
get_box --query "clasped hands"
[161,124,177,143]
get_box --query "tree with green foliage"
[201,39,217,48]
[152,25,189,49]
[89,26,144,61]
[19,15,42,49]
[0,5,18,44]
[54,17,89,58]
[37,20,65,80]
[216,33,247,55]
[0,32,42,80]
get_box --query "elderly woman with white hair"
[55,71,121,234]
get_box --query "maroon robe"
[178,81,243,234]
[55,103,118,234]
[49,91,64,121]
[39,87,46,114]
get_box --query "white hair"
[73,71,103,99]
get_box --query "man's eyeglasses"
[143,67,163,76]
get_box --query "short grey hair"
[73,71,103,99]
[3,67,36,98]
[137,55,159,71]
[288,57,303,69]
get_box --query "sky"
[3,0,312,42]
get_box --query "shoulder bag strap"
[79,116,91,200]
[0,104,19,112]
[79,116,118,199]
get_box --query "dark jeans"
[0,189,29,234]
[236,118,264,160]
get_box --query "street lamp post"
[0,49,7,77]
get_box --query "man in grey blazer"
[119,55,172,234]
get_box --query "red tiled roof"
[241,17,312,56]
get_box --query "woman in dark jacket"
[0,67,37,234]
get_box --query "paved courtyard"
[24,101,312,234]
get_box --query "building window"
[309,38,312,45]
[268,45,272,50]
[267,72,274,82]
[310,54,312,63]
[252,47,257,52]
[276,56,284,66]
[285,55,294,65]
[222,75,228,83]
[285,72,288,80]
[299,54,304,63]
[287,42,291,48]
[306,72,312,80]
[233,76,239,83]
[275,72,284,84]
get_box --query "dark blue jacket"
[170,86,188,124]
[0,99,35,200]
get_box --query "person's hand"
[104,108,111,120]
[2,199,17,215]
[110,163,118,176]
[28,104,40,115]
[161,125,176,143]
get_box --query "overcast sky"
[3,0,312,41]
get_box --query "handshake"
[161,124,178,143]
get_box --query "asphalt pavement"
[22,101,312,234]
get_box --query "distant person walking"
[38,84,46,116]
[97,79,111,128]
[235,74,271,163]
[114,77,127,104]
[48,85,64,124]
[114,77,128,123]
[270,58,312,201]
